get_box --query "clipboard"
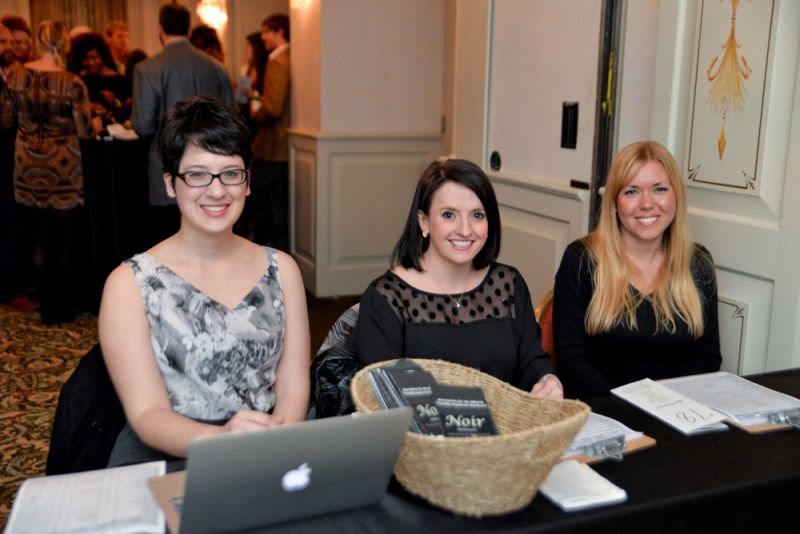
[725,420,794,434]
[562,434,657,464]
[148,471,187,534]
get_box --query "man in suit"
[132,2,233,245]
[245,13,291,251]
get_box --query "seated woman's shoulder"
[100,259,141,308]
[693,242,714,262]
[558,238,592,266]
[268,247,303,280]
[691,243,716,279]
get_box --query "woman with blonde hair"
[553,141,721,399]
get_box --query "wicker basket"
[351,359,590,517]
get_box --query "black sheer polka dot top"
[372,264,518,325]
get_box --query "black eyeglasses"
[175,169,249,187]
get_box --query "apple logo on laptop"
[281,463,312,492]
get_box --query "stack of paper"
[660,372,800,428]
[5,461,165,534]
[612,378,728,435]
[540,460,627,512]
[612,372,800,434]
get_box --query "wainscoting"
[491,172,591,304]
[289,129,442,297]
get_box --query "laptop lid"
[150,407,412,534]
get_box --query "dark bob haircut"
[158,96,254,178]
[391,158,501,271]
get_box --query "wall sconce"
[196,0,228,30]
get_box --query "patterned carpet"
[0,305,98,528]
[0,293,358,527]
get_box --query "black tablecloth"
[251,369,800,533]
[80,138,150,311]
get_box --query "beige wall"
[0,0,29,21]
[318,0,444,133]
[291,0,321,130]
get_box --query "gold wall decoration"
[706,0,751,159]
[686,0,774,192]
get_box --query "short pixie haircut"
[158,96,254,178]
[391,158,501,271]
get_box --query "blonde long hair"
[37,20,68,67]
[583,141,706,336]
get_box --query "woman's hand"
[223,410,285,434]
[530,373,564,399]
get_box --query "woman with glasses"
[98,96,310,466]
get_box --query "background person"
[0,19,102,324]
[70,31,131,123]
[0,14,33,62]
[100,96,310,465]
[189,23,224,63]
[356,159,562,398]
[104,20,130,75]
[0,20,33,309]
[123,48,147,89]
[553,140,722,399]
[234,31,266,140]
[244,13,291,250]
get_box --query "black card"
[435,384,497,437]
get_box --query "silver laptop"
[148,407,412,534]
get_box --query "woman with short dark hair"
[356,159,562,398]
[99,96,310,465]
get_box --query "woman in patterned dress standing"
[0,19,101,324]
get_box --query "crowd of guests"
[0,4,292,325]
[1,7,722,470]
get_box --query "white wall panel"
[329,154,420,264]
[290,131,441,296]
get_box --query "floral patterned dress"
[126,248,285,420]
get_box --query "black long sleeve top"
[356,263,553,391]
[553,240,722,399]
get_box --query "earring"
[422,231,429,239]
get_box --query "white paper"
[539,460,627,512]
[611,378,727,435]
[5,461,166,534]
[564,412,643,457]
[660,372,800,424]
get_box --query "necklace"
[428,271,471,309]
